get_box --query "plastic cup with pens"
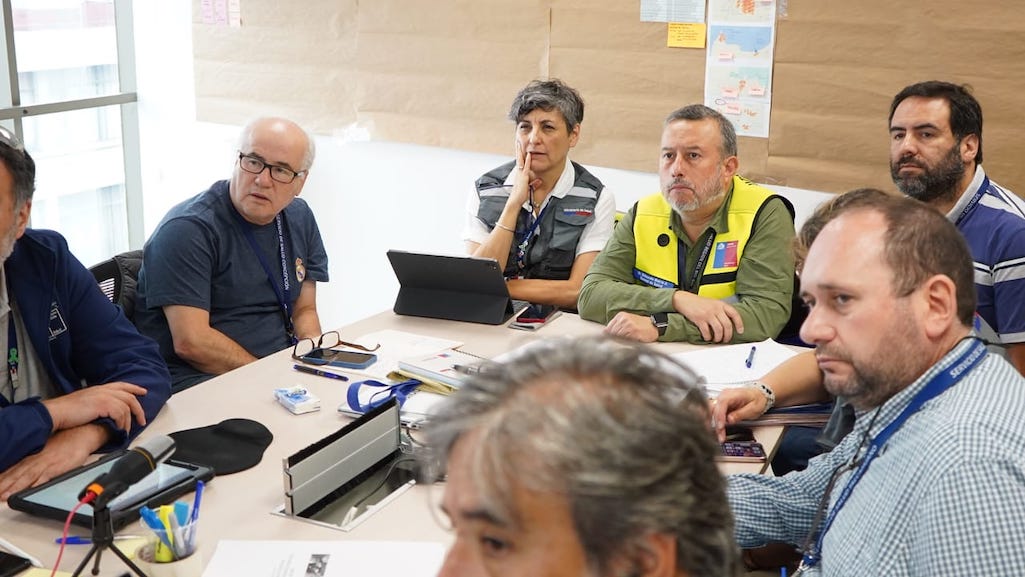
[135,482,205,576]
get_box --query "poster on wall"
[703,0,776,138]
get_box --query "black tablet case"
[387,250,514,325]
[8,451,214,529]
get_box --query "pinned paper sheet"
[668,23,706,48]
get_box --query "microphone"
[79,435,176,508]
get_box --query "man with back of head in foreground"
[427,335,740,577]
[0,130,170,499]
[728,193,1025,575]
[578,104,796,344]
[135,117,329,392]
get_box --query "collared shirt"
[947,165,1025,346]
[577,181,795,343]
[0,265,55,404]
[462,157,617,257]
[728,339,1025,576]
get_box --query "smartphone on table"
[509,304,561,331]
[718,440,767,462]
[300,348,377,369]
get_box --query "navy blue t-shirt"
[135,180,328,391]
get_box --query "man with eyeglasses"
[136,117,328,392]
[728,192,1025,575]
[0,130,170,499]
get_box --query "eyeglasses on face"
[237,152,306,184]
[292,331,381,363]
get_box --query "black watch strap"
[650,312,669,337]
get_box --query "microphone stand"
[71,504,148,577]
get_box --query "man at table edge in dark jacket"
[0,132,170,500]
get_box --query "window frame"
[0,0,142,248]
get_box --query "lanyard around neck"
[953,176,989,226]
[0,314,16,407]
[680,231,716,292]
[799,338,988,571]
[233,210,295,344]
[515,200,552,270]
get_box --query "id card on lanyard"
[515,202,551,272]
[233,210,296,344]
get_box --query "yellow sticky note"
[668,23,706,48]
[24,570,72,577]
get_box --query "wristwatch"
[650,312,669,337]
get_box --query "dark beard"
[890,144,965,204]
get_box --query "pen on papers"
[744,346,757,369]
[293,363,349,381]
[0,536,42,568]
[55,535,142,545]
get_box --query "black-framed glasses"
[292,331,380,364]
[237,152,306,184]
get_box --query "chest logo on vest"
[712,241,739,269]
[48,301,68,341]
[561,208,593,217]
[295,258,306,283]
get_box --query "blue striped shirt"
[953,166,1025,346]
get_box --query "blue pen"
[190,480,205,525]
[139,506,175,556]
[185,480,205,553]
[55,535,142,545]
[745,346,757,368]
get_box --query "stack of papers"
[202,540,446,577]
[670,338,801,396]
[341,330,464,381]
[396,349,487,389]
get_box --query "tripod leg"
[108,542,149,577]
[70,544,99,577]
[91,547,102,575]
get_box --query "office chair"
[89,249,143,322]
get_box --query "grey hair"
[238,117,316,172]
[664,104,738,159]
[426,336,740,577]
[507,78,585,132]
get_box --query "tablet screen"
[9,451,213,528]
[20,458,193,518]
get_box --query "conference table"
[0,310,784,576]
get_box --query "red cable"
[51,492,96,577]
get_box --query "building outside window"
[1,0,139,268]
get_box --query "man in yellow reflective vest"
[578,105,796,343]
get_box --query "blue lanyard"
[515,201,551,270]
[799,339,988,571]
[345,378,421,413]
[233,211,295,343]
[953,176,988,226]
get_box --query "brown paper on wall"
[193,0,1025,195]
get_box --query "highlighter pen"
[744,346,757,369]
[293,364,349,382]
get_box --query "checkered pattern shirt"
[728,339,1025,576]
